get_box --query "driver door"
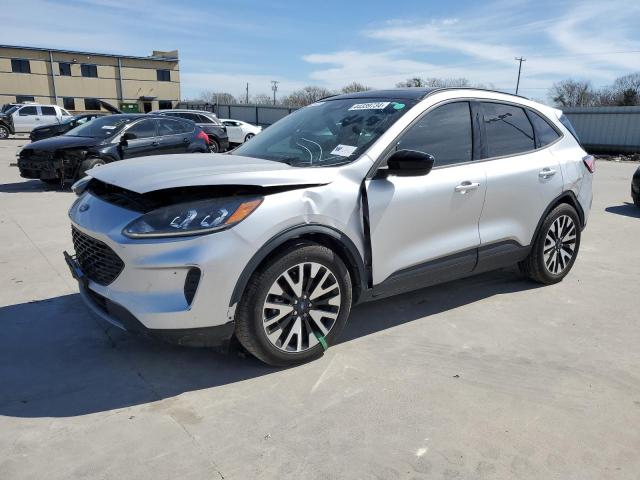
[119,119,158,158]
[366,101,487,290]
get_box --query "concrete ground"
[1,136,639,480]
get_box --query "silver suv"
[66,88,593,366]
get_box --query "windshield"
[4,106,17,115]
[65,115,134,138]
[231,98,416,166]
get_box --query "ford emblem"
[79,203,90,212]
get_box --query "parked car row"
[11,101,263,184]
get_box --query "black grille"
[184,268,201,305]
[72,226,124,285]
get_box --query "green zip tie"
[315,333,328,351]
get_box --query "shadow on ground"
[605,203,640,218]
[0,268,539,418]
[0,180,69,193]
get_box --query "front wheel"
[0,125,9,139]
[519,203,581,285]
[244,133,255,143]
[77,157,105,179]
[235,242,352,367]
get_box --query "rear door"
[119,119,158,158]
[366,101,487,287]
[39,106,60,127]
[156,118,195,154]
[13,105,39,132]
[478,102,564,249]
[223,120,242,143]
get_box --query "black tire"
[519,203,581,285]
[0,125,9,140]
[78,157,106,179]
[235,242,353,367]
[244,133,255,142]
[208,138,220,153]
[633,195,640,207]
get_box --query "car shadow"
[0,180,69,193]
[0,268,540,418]
[604,203,640,218]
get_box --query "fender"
[228,223,367,311]
[530,190,585,245]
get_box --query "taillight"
[196,130,210,144]
[582,155,595,173]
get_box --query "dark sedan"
[18,114,210,184]
[632,165,640,207]
[30,113,105,141]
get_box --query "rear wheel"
[0,125,9,139]
[208,138,220,153]
[78,157,105,179]
[519,203,581,284]
[633,195,640,207]
[235,242,352,367]
[244,133,255,142]
[40,177,60,185]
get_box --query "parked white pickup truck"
[0,103,72,138]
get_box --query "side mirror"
[120,132,137,145]
[386,149,435,177]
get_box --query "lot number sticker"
[330,144,358,157]
[348,102,390,111]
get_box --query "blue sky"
[2,0,640,103]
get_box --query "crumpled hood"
[88,153,338,193]
[22,135,99,152]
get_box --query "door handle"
[539,168,557,178]
[455,181,480,193]
[151,141,159,146]
[183,138,189,143]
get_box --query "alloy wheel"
[262,262,341,353]
[0,126,8,139]
[543,214,577,275]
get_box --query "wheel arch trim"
[228,224,367,314]
[531,190,585,245]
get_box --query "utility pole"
[246,83,249,104]
[515,57,526,95]
[271,80,279,105]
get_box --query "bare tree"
[610,73,640,106]
[341,82,372,93]
[199,90,237,105]
[282,86,335,107]
[396,77,427,87]
[250,93,273,106]
[549,80,595,107]
[396,77,471,88]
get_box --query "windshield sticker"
[101,125,116,129]
[393,103,406,110]
[308,101,325,107]
[330,144,357,157]
[348,102,390,111]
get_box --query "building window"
[59,62,72,76]
[156,69,171,82]
[84,98,101,110]
[81,64,98,78]
[158,100,173,109]
[63,97,75,110]
[11,59,31,74]
[16,95,35,103]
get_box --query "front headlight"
[71,176,92,195]
[122,196,263,238]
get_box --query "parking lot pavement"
[1,137,639,479]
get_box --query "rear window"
[482,102,535,157]
[527,111,560,147]
[559,114,580,143]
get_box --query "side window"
[527,110,560,147]
[396,102,473,167]
[19,106,38,116]
[482,102,535,157]
[559,114,580,143]
[197,114,214,124]
[126,119,157,139]
[157,119,191,135]
[41,106,57,116]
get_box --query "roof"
[0,44,178,62]
[326,87,530,102]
